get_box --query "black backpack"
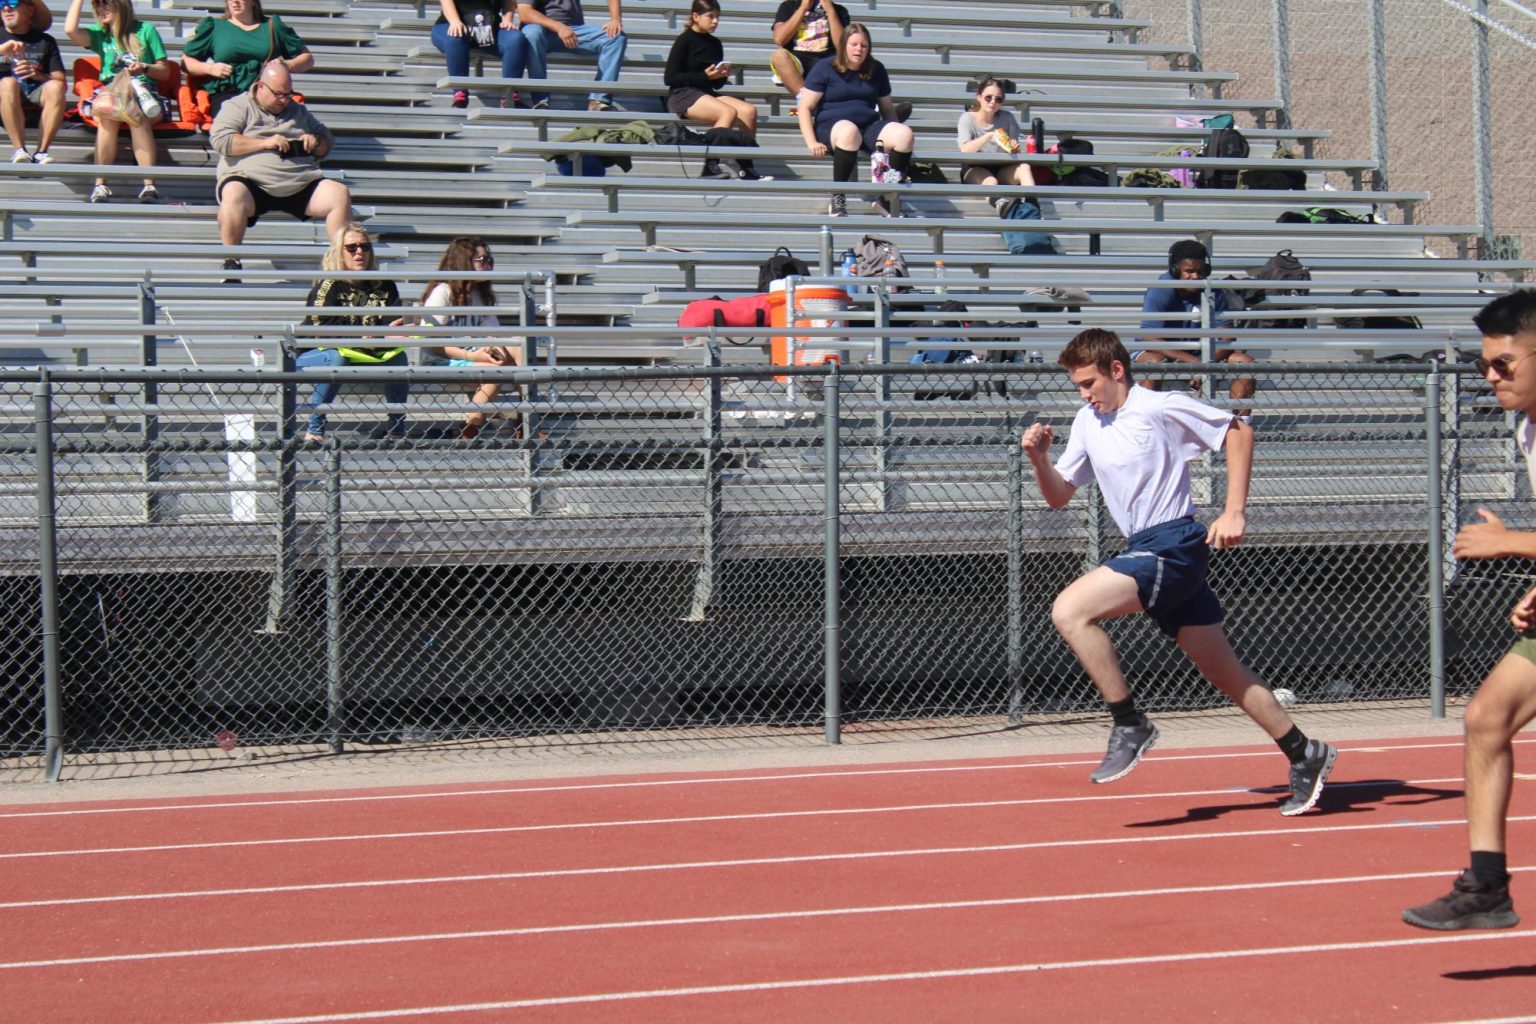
[1333,288,1424,331]
[1239,249,1311,330]
[655,122,707,147]
[756,246,812,291]
[1196,127,1249,189]
[1277,207,1373,225]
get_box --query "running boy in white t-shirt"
[1021,327,1336,814]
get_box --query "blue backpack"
[1000,198,1059,256]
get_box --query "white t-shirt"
[1055,385,1235,538]
[421,282,507,363]
[1520,415,1536,496]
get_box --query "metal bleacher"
[0,0,1528,555]
[1,0,1523,367]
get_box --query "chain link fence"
[1119,0,1536,258]
[0,359,1524,780]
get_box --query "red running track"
[2,736,1534,1023]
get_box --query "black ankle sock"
[1106,697,1141,728]
[832,146,858,182]
[888,148,912,179]
[1470,850,1509,886]
[1276,726,1309,764]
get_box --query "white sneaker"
[1272,687,1298,707]
[88,183,111,203]
[10,147,31,164]
[31,150,53,165]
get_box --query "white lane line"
[5,867,1530,972]
[2,738,1497,820]
[8,814,1531,912]
[204,930,1536,1024]
[0,777,1468,861]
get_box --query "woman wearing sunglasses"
[298,224,410,443]
[956,75,1033,204]
[420,236,520,440]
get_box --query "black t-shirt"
[773,0,850,57]
[436,0,508,48]
[0,28,65,81]
[664,28,724,94]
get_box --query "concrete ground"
[0,701,1467,805]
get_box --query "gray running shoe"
[1403,870,1519,930]
[1091,718,1159,783]
[1279,739,1337,815]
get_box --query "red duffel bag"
[678,293,773,341]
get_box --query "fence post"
[686,349,723,622]
[1186,0,1204,72]
[1366,0,1389,190]
[264,333,298,633]
[34,368,63,781]
[874,290,893,511]
[1469,0,1496,253]
[324,439,345,752]
[823,361,842,744]
[1006,435,1025,723]
[139,277,161,524]
[1270,0,1293,129]
[519,277,542,444]
[1426,363,1447,718]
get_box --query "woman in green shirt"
[182,0,311,116]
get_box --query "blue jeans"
[430,20,529,80]
[520,22,627,104]
[295,348,409,438]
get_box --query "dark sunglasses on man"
[1474,350,1536,380]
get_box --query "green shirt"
[86,21,166,84]
[183,15,309,97]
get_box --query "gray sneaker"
[1091,718,1159,783]
[1279,739,1337,816]
[1403,870,1519,931]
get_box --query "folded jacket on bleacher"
[210,90,331,197]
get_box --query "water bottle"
[1030,117,1046,156]
[839,248,859,294]
[933,259,947,295]
[129,76,162,120]
[870,143,891,184]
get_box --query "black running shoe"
[1279,739,1337,816]
[1091,718,1158,783]
[1403,870,1519,930]
[828,193,847,218]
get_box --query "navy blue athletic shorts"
[1104,516,1224,638]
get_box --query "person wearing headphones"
[1136,239,1255,401]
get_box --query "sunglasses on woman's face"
[472,255,494,267]
[1474,350,1536,380]
[343,242,372,254]
[980,93,1004,102]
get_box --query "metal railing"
[0,355,1526,781]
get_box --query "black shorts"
[814,118,893,153]
[218,176,323,227]
[665,87,717,117]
